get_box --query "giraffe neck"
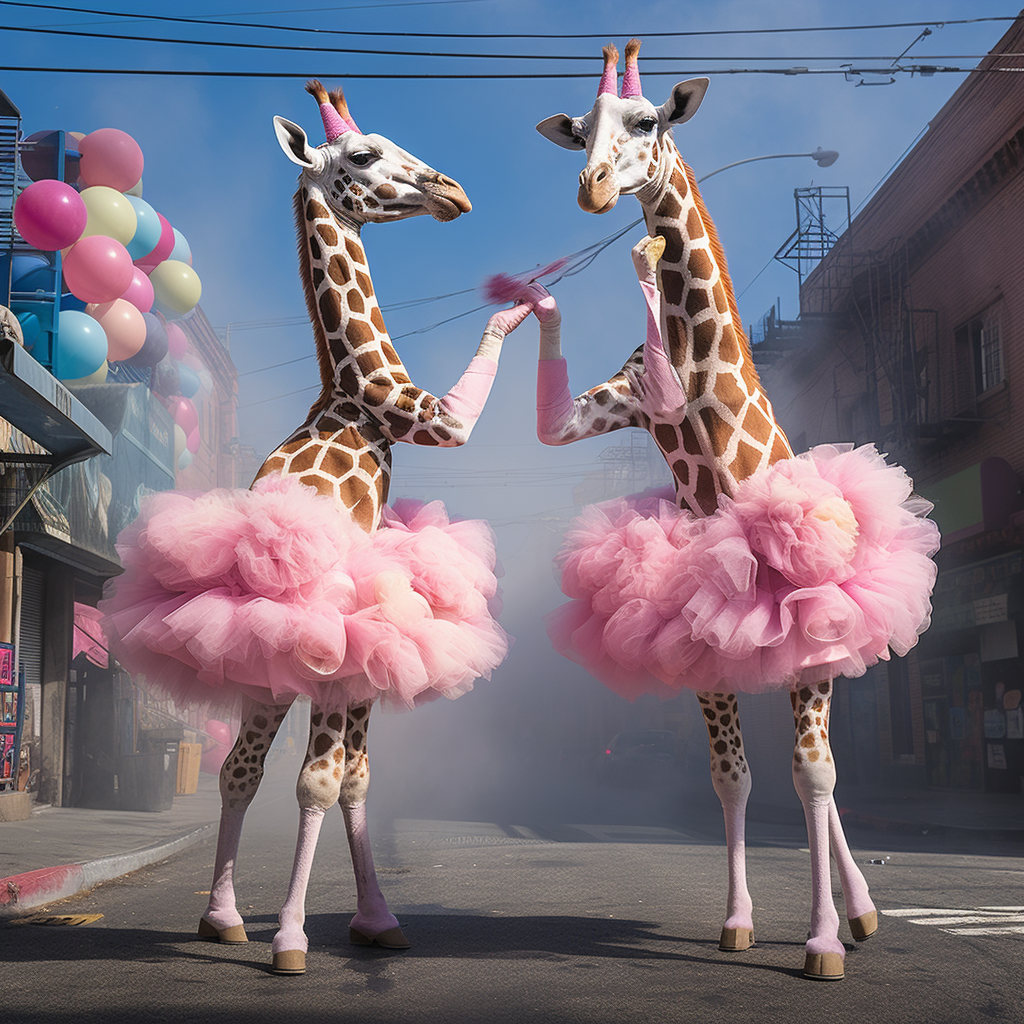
[296,180,411,422]
[638,136,792,511]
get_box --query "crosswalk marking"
[882,906,1024,937]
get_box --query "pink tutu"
[99,475,510,713]
[548,445,940,698]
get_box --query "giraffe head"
[274,81,472,225]
[536,40,708,213]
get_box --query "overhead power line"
[0,2,1018,40]
[2,21,1016,62]
[3,63,1018,79]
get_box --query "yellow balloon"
[80,186,137,245]
[173,423,187,459]
[64,360,108,385]
[150,259,202,315]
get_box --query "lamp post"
[698,147,839,183]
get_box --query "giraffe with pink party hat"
[102,81,534,975]
[513,40,940,980]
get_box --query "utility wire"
[4,63,1016,79]
[8,23,1016,61]
[1,2,1017,40]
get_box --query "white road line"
[883,906,1024,938]
[943,925,1024,936]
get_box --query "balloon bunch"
[11,127,202,385]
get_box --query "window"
[955,302,1005,398]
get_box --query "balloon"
[168,228,192,266]
[175,363,201,398]
[178,449,193,470]
[125,177,144,198]
[78,128,144,192]
[63,235,134,303]
[185,427,201,454]
[64,360,109,386]
[134,213,174,272]
[150,357,180,396]
[149,259,201,315]
[173,423,187,459]
[13,179,88,251]
[164,320,188,361]
[79,186,137,245]
[17,311,40,348]
[55,309,107,380]
[19,130,81,183]
[10,253,54,293]
[124,195,162,260]
[170,396,199,435]
[85,298,146,362]
[126,313,169,367]
[120,266,154,313]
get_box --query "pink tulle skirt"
[548,444,940,699]
[99,475,510,713]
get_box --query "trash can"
[117,750,177,811]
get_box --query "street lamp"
[698,147,839,183]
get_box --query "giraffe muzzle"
[421,174,472,221]
[577,162,619,214]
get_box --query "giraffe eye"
[636,117,658,133]
[349,151,377,167]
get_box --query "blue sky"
[2,0,1018,602]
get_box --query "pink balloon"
[185,426,201,454]
[170,395,199,435]
[85,298,146,361]
[165,320,188,361]
[134,213,175,273]
[14,179,88,251]
[120,266,154,312]
[63,235,134,304]
[78,127,144,192]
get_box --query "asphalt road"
[4,765,1022,1024]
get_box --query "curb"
[0,821,216,918]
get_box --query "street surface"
[4,760,1021,1024]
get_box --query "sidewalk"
[1,766,1021,919]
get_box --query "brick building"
[758,15,1024,795]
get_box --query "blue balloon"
[125,194,162,261]
[55,309,107,380]
[126,312,169,367]
[16,311,41,349]
[175,363,201,398]
[168,228,192,266]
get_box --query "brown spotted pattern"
[697,692,749,785]
[791,681,834,774]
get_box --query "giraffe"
[103,82,533,975]
[530,41,938,980]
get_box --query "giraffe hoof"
[197,918,248,944]
[271,949,306,975]
[849,910,878,941]
[719,927,754,951]
[349,925,411,950]
[803,952,845,980]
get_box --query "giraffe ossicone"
[101,80,530,975]
[530,41,940,980]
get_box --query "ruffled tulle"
[548,444,940,699]
[99,475,509,713]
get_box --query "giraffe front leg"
[341,704,408,949]
[271,702,349,975]
[698,693,755,952]
[791,681,845,981]
[200,697,289,945]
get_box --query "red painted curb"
[0,863,85,909]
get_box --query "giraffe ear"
[274,116,326,172]
[536,114,585,151]
[657,78,710,131]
